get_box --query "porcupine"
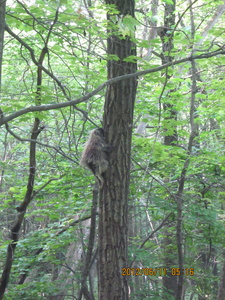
[80,128,110,188]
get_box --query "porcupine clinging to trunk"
[80,128,111,188]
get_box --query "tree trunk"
[0,43,47,300]
[216,250,225,300]
[160,1,178,299]
[98,1,137,299]
[0,0,6,87]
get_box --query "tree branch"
[5,123,77,163]
[139,213,173,249]
[1,48,225,127]
[129,213,174,268]
[195,0,225,48]
[4,24,70,101]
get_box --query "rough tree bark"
[98,0,137,299]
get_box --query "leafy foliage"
[1,0,225,299]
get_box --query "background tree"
[0,0,6,87]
